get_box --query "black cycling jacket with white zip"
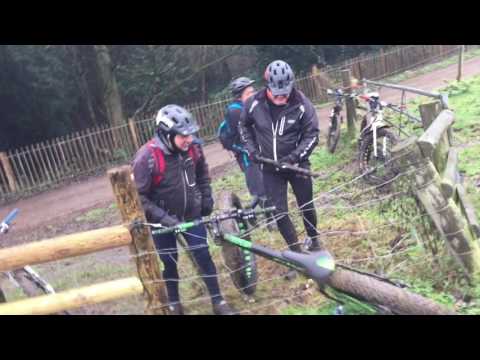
[239,88,320,171]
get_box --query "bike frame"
[1,209,57,295]
[143,209,392,314]
[358,93,393,159]
[146,209,335,287]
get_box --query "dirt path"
[2,56,480,233]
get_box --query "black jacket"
[225,100,245,155]
[239,88,319,171]
[132,135,213,223]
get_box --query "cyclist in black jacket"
[239,60,322,266]
[132,104,237,315]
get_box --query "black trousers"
[236,152,266,199]
[262,168,319,252]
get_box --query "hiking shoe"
[304,237,322,252]
[212,300,239,315]
[167,303,184,315]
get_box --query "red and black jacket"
[132,136,212,223]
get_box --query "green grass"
[75,205,115,223]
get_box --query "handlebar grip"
[2,209,19,226]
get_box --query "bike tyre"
[218,192,258,296]
[358,128,399,185]
[327,115,342,154]
[328,267,455,315]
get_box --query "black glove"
[161,214,180,228]
[201,197,214,217]
[278,154,298,167]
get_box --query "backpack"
[147,140,200,186]
[217,103,243,151]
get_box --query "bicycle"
[0,209,70,314]
[326,88,359,154]
[138,197,455,315]
[357,91,400,186]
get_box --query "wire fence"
[7,145,454,314]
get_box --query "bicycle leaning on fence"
[326,88,358,154]
[0,209,70,314]
[356,91,402,186]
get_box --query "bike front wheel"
[218,192,258,296]
[327,115,342,154]
[359,127,399,185]
[327,266,455,315]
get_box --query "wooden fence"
[391,101,480,278]
[0,45,473,203]
[0,166,171,315]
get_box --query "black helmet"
[229,77,255,97]
[155,104,200,136]
[265,60,295,96]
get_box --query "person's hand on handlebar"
[278,155,298,168]
[160,214,181,228]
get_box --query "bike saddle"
[281,250,335,285]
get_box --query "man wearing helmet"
[222,77,267,209]
[239,60,322,268]
[132,104,237,315]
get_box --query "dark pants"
[262,168,319,252]
[236,152,266,199]
[153,223,223,305]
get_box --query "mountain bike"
[138,197,455,315]
[0,209,70,314]
[357,92,400,186]
[326,88,361,154]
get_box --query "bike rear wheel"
[11,269,71,315]
[359,127,399,185]
[12,269,48,298]
[327,115,341,154]
[328,266,455,315]
[218,192,258,296]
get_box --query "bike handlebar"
[257,156,326,179]
[146,206,276,236]
[1,209,19,234]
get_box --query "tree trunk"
[65,45,98,126]
[201,45,209,103]
[94,45,125,132]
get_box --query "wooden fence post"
[128,118,140,151]
[391,137,480,278]
[341,69,357,138]
[108,165,170,315]
[419,102,452,174]
[0,152,17,193]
